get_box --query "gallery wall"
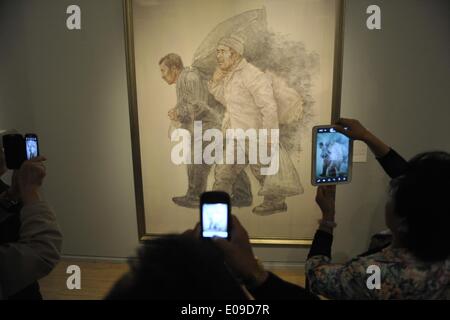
[0,0,140,258]
[0,0,448,263]
[335,0,450,262]
[0,1,34,134]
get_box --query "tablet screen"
[313,127,351,185]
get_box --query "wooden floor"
[39,259,305,300]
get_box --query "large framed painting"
[123,0,345,245]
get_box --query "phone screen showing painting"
[313,126,352,186]
[202,203,229,239]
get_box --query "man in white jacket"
[0,140,62,299]
[208,35,287,215]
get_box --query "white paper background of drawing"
[133,0,337,239]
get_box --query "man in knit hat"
[208,35,288,215]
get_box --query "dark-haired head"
[106,234,247,300]
[159,53,183,85]
[386,151,450,262]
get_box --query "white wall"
[1,0,449,262]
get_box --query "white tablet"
[311,125,353,186]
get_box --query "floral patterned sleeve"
[306,255,376,300]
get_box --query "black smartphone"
[2,134,26,170]
[25,133,39,160]
[311,125,353,186]
[200,191,231,240]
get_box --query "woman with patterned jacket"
[306,118,450,299]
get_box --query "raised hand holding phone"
[2,133,40,169]
[213,215,268,288]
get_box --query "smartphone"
[311,125,353,186]
[200,191,231,240]
[25,134,39,160]
[2,134,26,170]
